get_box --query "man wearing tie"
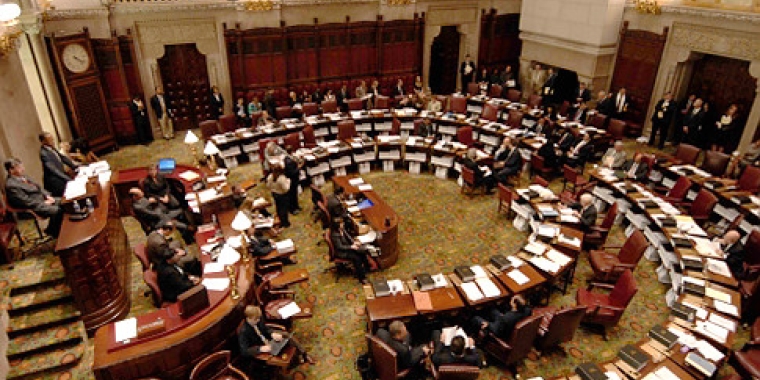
[570,102,590,125]
[601,141,627,169]
[682,98,706,148]
[675,94,696,144]
[570,193,597,232]
[621,153,649,181]
[718,230,744,279]
[565,133,593,167]
[39,132,77,197]
[209,85,224,120]
[130,94,153,145]
[649,92,675,148]
[150,86,174,139]
[459,54,476,93]
[576,82,591,104]
[4,158,64,237]
[613,88,628,118]
[494,138,522,184]
[542,67,558,101]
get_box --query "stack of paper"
[202,277,231,291]
[441,326,472,347]
[508,269,530,285]
[524,241,547,255]
[278,301,302,319]
[530,257,560,274]
[475,277,500,298]
[558,234,581,247]
[470,265,488,279]
[706,259,731,277]
[358,184,373,191]
[178,170,201,181]
[546,249,572,266]
[705,287,732,303]
[713,300,739,317]
[708,313,737,332]
[274,239,295,254]
[387,279,405,294]
[349,177,365,186]
[203,262,225,274]
[695,320,729,343]
[461,282,484,301]
[114,317,138,342]
[693,340,725,362]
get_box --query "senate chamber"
[1,0,760,379]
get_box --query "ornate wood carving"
[158,44,211,131]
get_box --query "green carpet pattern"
[0,135,748,379]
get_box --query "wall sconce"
[242,0,273,11]
[0,0,22,57]
[634,0,661,14]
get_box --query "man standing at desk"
[4,158,63,238]
[39,132,77,197]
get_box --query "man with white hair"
[601,141,627,169]
[462,148,496,193]
[569,193,597,232]
[718,230,744,279]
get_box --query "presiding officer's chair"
[189,350,249,380]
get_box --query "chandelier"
[634,0,661,14]
[0,0,22,57]
[242,0,273,11]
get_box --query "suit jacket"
[150,94,171,119]
[393,85,405,97]
[418,122,435,138]
[326,194,345,219]
[156,261,194,302]
[146,230,176,266]
[133,197,167,230]
[330,228,360,258]
[571,141,594,163]
[597,97,615,116]
[651,99,675,125]
[578,204,597,231]
[537,142,558,168]
[570,108,589,124]
[337,89,350,105]
[210,93,224,118]
[234,103,248,119]
[621,160,649,181]
[129,99,148,120]
[460,61,476,81]
[4,175,58,217]
[355,86,367,99]
[431,337,480,368]
[143,174,171,199]
[489,307,532,341]
[577,88,591,103]
[238,319,273,357]
[40,145,76,197]
[557,132,576,152]
[601,148,627,169]
[613,93,628,115]
[683,108,705,130]
[724,241,745,279]
[463,158,486,185]
[498,148,522,173]
[376,329,425,370]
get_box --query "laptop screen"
[157,158,176,174]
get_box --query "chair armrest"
[265,322,289,332]
[587,282,616,291]
[257,261,283,271]
[269,289,295,296]
[601,244,623,250]
[589,226,610,234]
[590,304,625,315]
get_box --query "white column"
[738,61,760,153]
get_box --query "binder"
[415,273,435,291]
[660,217,677,227]
[574,362,607,380]
[671,302,696,322]
[682,281,706,297]
[617,344,649,372]
[685,352,717,377]
[672,237,693,248]
[454,266,476,282]
[681,256,704,271]
[372,279,391,297]
[648,325,678,349]
[490,255,512,272]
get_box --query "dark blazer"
[133,197,166,230]
[431,331,480,368]
[577,88,591,103]
[569,108,589,124]
[393,85,405,97]
[597,97,615,116]
[376,329,425,370]
[683,108,705,130]
[210,93,224,119]
[621,160,649,181]
[460,61,476,82]
[651,99,675,125]
[143,174,171,199]
[724,241,745,279]
[40,145,76,197]
[537,142,558,168]
[579,204,598,231]
[156,261,194,302]
[418,122,435,138]
[489,307,532,340]
[498,148,522,177]
[532,121,552,136]
[557,132,576,152]
[463,158,486,185]
[570,141,594,164]
[238,319,273,358]
[330,228,364,258]
[146,230,176,266]
[326,194,345,219]
[4,175,58,217]
[150,94,171,119]
[337,89,350,105]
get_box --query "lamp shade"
[184,130,200,144]
[230,210,252,232]
[0,1,21,23]
[203,141,220,155]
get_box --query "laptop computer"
[157,158,176,174]
[269,337,290,356]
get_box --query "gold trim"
[635,0,661,14]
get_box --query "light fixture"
[203,141,220,171]
[242,0,273,11]
[0,0,22,58]
[634,0,660,14]
[184,130,200,167]
[230,210,253,264]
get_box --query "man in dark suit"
[569,193,597,232]
[263,89,277,117]
[538,141,559,169]
[326,186,347,221]
[377,321,431,371]
[129,187,184,232]
[542,67,558,102]
[210,85,224,119]
[569,102,590,125]
[459,54,476,93]
[238,305,313,370]
[39,132,77,197]
[430,332,482,368]
[595,91,615,116]
[472,295,531,341]
[283,149,301,215]
[576,82,591,104]
[330,218,372,283]
[463,148,496,193]
[556,129,576,154]
[612,88,629,119]
[649,92,676,148]
[418,118,436,138]
[155,246,199,302]
[565,133,593,168]
[143,165,180,210]
[336,85,350,112]
[494,138,522,184]
[130,95,153,145]
[719,230,745,279]
[393,79,405,97]
[674,94,696,144]
[682,98,706,148]
[4,158,64,238]
[146,220,200,275]
[150,86,174,139]
[621,153,649,181]
[531,117,552,136]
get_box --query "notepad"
[461,282,484,301]
[530,257,561,274]
[114,317,137,342]
[349,178,365,186]
[201,278,230,292]
[546,249,572,266]
[432,273,447,288]
[558,234,581,247]
[508,269,530,285]
[412,291,433,311]
[475,277,500,298]
[278,301,302,319]
[708,312,737,332]
[470,265,488,279]
[178,170,201,181]
[441,326,473,347]
[524,241,547,255]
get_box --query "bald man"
[718,230,745,279]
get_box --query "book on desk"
[454,266,476,283]
[617,344,649,372]
[415,273,435,291]
[648,325,678,350]
[575,362,607,380]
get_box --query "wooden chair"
[373,95,390,110]
[218,114,237,133]
[496,183,515,218]
[481,103,499,122]
[189,350,249,380]
[4,191,45,240]
[450,96,467,114]
[302,124,317,148]
[584,202,618,250]
[587,114,607,129]
[366,334,411,380]
[530,154,555,179]
[282,132,301,151]
[532,305,587,353]
[275,105,292,120]
[461,167,484,196]
[481,314,543,377]
[588,230,648,283]
[134,243,150,271]
[665,143,701,165]
[338,120,358,140]
[301,102,318,116]
[506,110,523,129]
[430,364,480,380]
[662,176,693,206]
[457,126,474,147]
[324,229,356,279]
[143,269,169,308]
[199,120,220,141]
[466,82,479,96]
[701,150,731,177]
[576,269,637,338]
[562,164,588,193]
[321,99,338,113]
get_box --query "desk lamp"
[203,141,220,171]
[184,130,200,167]
[230,210,253,264]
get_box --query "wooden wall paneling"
[118,31,143,99]
[478,9,495,68]
[377,16,385,76]
[609,21,668,126]
[93,36,134,145]
[493,14,521,67]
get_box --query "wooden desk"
[333,176,399,269]
[448,273,510,309]
[112,165,209,217]
[487,263,547,298]
[364,283,417,331]
[92,223,255,380]
[55,180,131,335]
[406,279,464,316]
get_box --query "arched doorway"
[158,43,211,131]
[429,26,460,95]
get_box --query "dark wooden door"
[158,44,211,131]
[687,54,757,150]
[429,26,460,95]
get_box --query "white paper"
[605,372,622,380]
[507,256,524,268]
[274,239,295,254]
[357,230,377,244]
[713,300,739,317]
[546,249,572,266]
[441,326,472,347]
[63,179,88,200]
[537,225,559,238]
[461,282,484,301]
[558,234,581,247]
[358,184,373,191]
[387,279,405,294]
[201,277,230,291]
[470,265,488,279]
[708,312,737,332]
[114,317,137,342]
[704,287,732,303]
[349,178,365,186]
[693,339,725,362]
[653,366,680,380]
[217,245,241,265]
[203,262,224,274]
[524,241,547,255]
[705,259,731,277]
[432,273,447,288]
[530,257,561,274]
[682,276,705,287]
[559,214,580,224]
[682,301,709,320]
[206,175,226,184]
[695,320,728,343]
[475,277,501,298]
[507,269,530,285]
[278,301,302,319]
[178,170,200,181]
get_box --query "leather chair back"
[249,111,262,126]
[537,306,587,350]
[588,114,606,129]
[413,119,424,135]
[461,167,476,187]
[527,94,542,109]
[497,183,514,205]
[190,350,249,380]
[338,120,357,140]
[506,89,521,103]
[667,176,692,201]
[302,125,316,148]
[435,364,480,380]
[321,100,338,113]
[506,110,523,129]
[275,106,292,120]
[558,101,570,116]
[531,154,546,173]
[374,96,390,110]
[489,84,503,99]
[618,230,648,267]
[674,144,701,165]
[347,98,364,111]
[302,102,318,116]
[451,96,467,114]
[134,243,150,272]
[310,184,326,208]
[562,164,580,185]
[640,153,656,178]
[143,269,163,307]
[366,334,404,380]
[599,202,618,231]
[199,120,220,141]
[457,126,474,147]
[701,150,731,177]
[690,189,718,220]
[467,82,480,96]
[218,114,237,133]
[282,132,301,151]
[481,103,499,122]
[504,314,543,365]
[745,230,760,268]
[738,165,760,193]
[317,201,330,230]
[609,270,638,308]
[607,119,626,140]
[391,118,401,135]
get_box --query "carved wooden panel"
[429,26,460,95]
[72,81,114,143]
[158,43,211,130]
[610,22,668,125]
[94,38,136,144]
[478,10,521,72]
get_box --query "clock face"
[61,43,91,74]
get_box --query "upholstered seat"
[457,126,474,147]
[701,150,731,177]
[576,270,637,338]
[134,243,149,271]
[431,364,480,380]
[481,314,542,377]
[589,230,648,282]
[738,165,760,193]
[200,120,220,141]
[532,305,587,352]
[450,96,467,114]
[366,333,411,380]
[218,114,237,133]
[584,202,618,250]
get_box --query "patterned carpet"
[1,134,748,379]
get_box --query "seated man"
[717,230,744,279]
[621,153,649,181]
[555,129,576,154]
[564,133,593,168]
[330,218,373,284]
[568,193,597,232]
[257,110,277,127]
[417,118,436,139]
[4,158,63,237]
[493,138,522,185]
[248,229,296,265]
[601,141,627,169]
[130,187,184,231]
[531,117,552,137]
[146,220,201,276]
[430,331,482,368]
[472,295,532,341]
[426,97,442,113]
[463,148,496,193]
[155,248,200,302]
[238,305,313,373]
[326,185,348,221]
[537,140,559,169]
[143,165,180,210]
[376,321,431,372]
